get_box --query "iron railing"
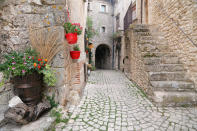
[124,3,133,30]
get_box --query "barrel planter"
[70,51,80,59]
[12,72,43,106]
[65,33,78,44]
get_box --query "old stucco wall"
[151,0,197,87]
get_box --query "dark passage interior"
[95,44,111,69]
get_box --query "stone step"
[149,72,191,81]
[145,64,185,72]
[140,36,153,40]
[152,90,197,106]
[136,32,151,36]
[139,44,169,52]
[150,81,195,91]
[141,50,178,59]
[0,105,8,127]
[134,28,149,32]
[132,24,149,29]
[138,39,157,44]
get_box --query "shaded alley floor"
[63,70,197,131]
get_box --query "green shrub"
[41,65,57,87]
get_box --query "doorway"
[95,44,111,69]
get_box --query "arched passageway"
[95,44,111,69]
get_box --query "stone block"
[68,90,80,105]
[51,51,65,68]
[0,91,14,105]
[28,0,42,5]
[57,85,70,106]
[149,72,188,81]
[153,91,197,106]
[54,68,66,87]
[42,0,65,5]
[15,4,32,14]
[13,14,44,29]
[54,12,67,26]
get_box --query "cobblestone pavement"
[63,70,197,131]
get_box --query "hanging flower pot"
[70,51,80,59]
[64,22,83,44]
[88,43,94,49]
[65,33,78,44]
[70,45,81,59]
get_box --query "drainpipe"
[112,0,115,69]
[141,0,143,24]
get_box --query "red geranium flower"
[38,59,42,61]
[38,65,41,69]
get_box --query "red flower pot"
[70,51,80,59]
[65,33,78,44]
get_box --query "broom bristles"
[28,26,63,64]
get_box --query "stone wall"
[123,26,151,96]
[151,0,197,88]
[0,0,87,106]
[88,0,113,68]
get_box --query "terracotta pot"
[12,72,43,106]
[65,33,78,44]
[70,51,80,59]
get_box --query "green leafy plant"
[41,65,57,87]
[64,22,82,35]
[91,65,96,71]
[85,47,91,53]
[46,94,58,108]
[50,109,70,124]
[86,16,98,39]
[111,31,121,41]
[73,45,80,51]
[0,79,5,88]
[0,48,57,87]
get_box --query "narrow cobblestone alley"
[63,70,197,131]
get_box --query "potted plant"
[85,47,91,54]
[0,49,57,106]
[64,22,82,44]
[70,45,80,59]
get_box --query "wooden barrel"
[12,72,43,106]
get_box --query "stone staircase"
[133,25,197,106]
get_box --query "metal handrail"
[156,2,197,48]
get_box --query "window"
[100,5,106,12]
[88,2,92,11]
[116,14,120,30]
[101,26,106,33]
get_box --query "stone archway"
[95,44,111,69]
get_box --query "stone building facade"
[120,0,197,106]
[0,0,88,107]
[88,0,114,69]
